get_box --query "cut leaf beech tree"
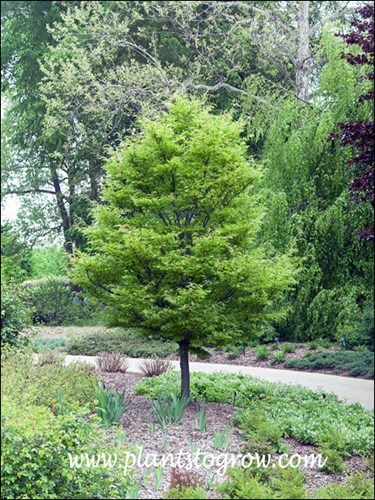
[72,98,296,398]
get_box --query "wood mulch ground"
[99,370,374,499]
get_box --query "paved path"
[64,355,374,409]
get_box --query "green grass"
[285,351,374,378]
[67,328,176,358]
[135,371,374,455]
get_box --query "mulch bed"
[99,370,374,499]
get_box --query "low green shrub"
[281,342,295,354]
[218,467,374,499]
[164,486,207,499]
[135,372,374,455]
[319,447,345,474]
[225,344,244,359]
[314,472,374,499]
[272,351,286,364]
[1,401,136,499]
[304,350,313,358]
[285,351,374,378]
[67,328,176,357]
[217,465,308,499]
[318,429,349,474]
[1,346,97,411]
[25,276,94,325]
[255,345,269,360]
[31,337,67,352]
[238,408,284,454]
[366,454,374,473]
[356,345,370,353]
[1,283,33,346]
[318,338,332,349]
[307,341,319,350]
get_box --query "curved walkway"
[64,355,374,409]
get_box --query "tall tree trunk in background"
[51,166,73,254]
[179,338,191,399]
[89,156,101,202]
[296,1,311,102]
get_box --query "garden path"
[63,355,374,409]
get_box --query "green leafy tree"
[1,283,33,346]
[260,30,374,342]
[30,246,68,279]
[72,98,296,397]
[2,1,354,252]
[1,222,32,283]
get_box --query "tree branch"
[5,188,58,196]
[219,2,293,36]
[28,225,63,248]
[183,81,275,107]
[309,1,351,36]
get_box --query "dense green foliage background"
[1,1,373,348]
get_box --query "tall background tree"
[1,1,68,246]
[2,1,372,348]
[2,1,355,252]
[260,22,374,346]
[329,3,374,242]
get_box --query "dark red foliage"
[328,3,374,242]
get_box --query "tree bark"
[179,338,190,399]
[89,155,101,202]
[296,1,311,103]
[51,166,73,254]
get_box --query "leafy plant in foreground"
[197,400,207,431]
[1,401,136,499]
[213,426,231,452]
[94,381,130,426]
[150,393,190,429]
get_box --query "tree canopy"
[72,98,297,396]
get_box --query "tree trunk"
[179,338,190,399]
[296,1,310,103]
[89,156,101,202]
[51,165,73,254]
